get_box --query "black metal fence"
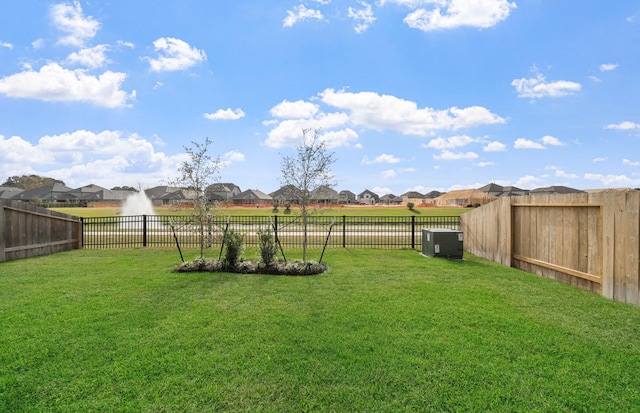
[81,215,461,250]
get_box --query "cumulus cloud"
[540,135,564,146]
[283,5,325,27]
[623,159,640,167]
[67,44,110,69]
[204,108,246,121]
[547,166,579,179]
[584,173,640,187]
[433,150,478,160]
[0,63,134,108]
[483,140,506,151]
[379,0,516,31]
[319,89,504,133]
[512,69,581,98]
[0,41,13,49]
[0,131,183,188]
[424,135,475,150]
[475,161,494,167]
[514,138,545,149]
[270,100,319,118]
[593,157,607,163]
[263,89,504,148]
[348,2,377,33]
[361,153,401,164]
[599,63,618,72]
[219,150,246,168]
[605,121,640,130]
[145,37,206,72]
[51,1,100,47]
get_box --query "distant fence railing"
[81,215,460,249]
[1,200,82,262]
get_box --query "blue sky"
[1,1,639,195]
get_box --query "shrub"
[258,227,278,266]
[284,203,291,214]
[407,202,415,211]
[223,229,244,268]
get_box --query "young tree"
[280,128,337,262]
[173,137,221,258]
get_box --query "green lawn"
[51,205,470,218]
[2,248,640,411]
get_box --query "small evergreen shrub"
[258,227,278,266]
[223,229,244,268]
[407,202,415,211]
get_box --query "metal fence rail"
[81,215,461,249]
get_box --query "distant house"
[206,183,241,202]
[434,189,497,207]
[66,184,130,205]
[269,185,302,205]
[338,190,356,204]
[400,191,424,206]
[145,186,181,205]
[11,183,75,205]
[357,189,379,205]
[379,194,403,205]
[477,183,528,197]
[311,185,339,204]
[233,189,273,205]
[423,190,444,205]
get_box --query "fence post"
[273,215,278,233]
[411,215,415,249]
[342,215,346,248]
[142,215,147,247]
[0,202,5,262]
[78,217,84,249]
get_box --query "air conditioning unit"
[421,228,464,259]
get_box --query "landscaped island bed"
[2,248,640,411]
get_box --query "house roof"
[235,189,273,200]
[145,186,181,199]
[12,183,75,200]
[269,185,302,199]
[0,187,25,199]
[436,189,497,200]
[477,183,504,194]
[401,191,424,198]
[358,189,379,197]
[530,185,584,195]
[311,185,338,199]
[424,190,444,198]
[338,190,355,196]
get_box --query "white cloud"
[605,121,640,130]
[348,2,377,33]
[67,44,110,69]
[548,166,578,179]
[373,186,393,195]
[475,161,494,167]
[589,75,602,83]
[362,153,402,164]
[145,38,206,72]
[386,0,516,31]
[283,5,325,27]
[317,128,359,148]
[514,138,545,149]
[381,169,397,179]
[483,141,506,151]
[0,63,134,108]
[424,135,475,150]
[219,150,246,168]
[320,88,505,133]
[0,41,13,49]
[204,108,246,121]
[433,150,478,160]
[51,1,100,47]
[264,89,504,148]
[623,159,640,167]
[593,157,606,163]
[516,175,543,188]
[117,40,135,49]
[270,100,319,118]
[540,135,564,146]
[599,63,618,72]
[584,173,640,187]
[511,71,581,98]
[0,130,183,188]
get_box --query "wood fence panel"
[463,190,639,305]
[1,200,81,263]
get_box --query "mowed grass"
[51,205,469,218]
[2,248,640,411]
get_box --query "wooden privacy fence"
[0,200,82,263]
[460,190,640,306]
